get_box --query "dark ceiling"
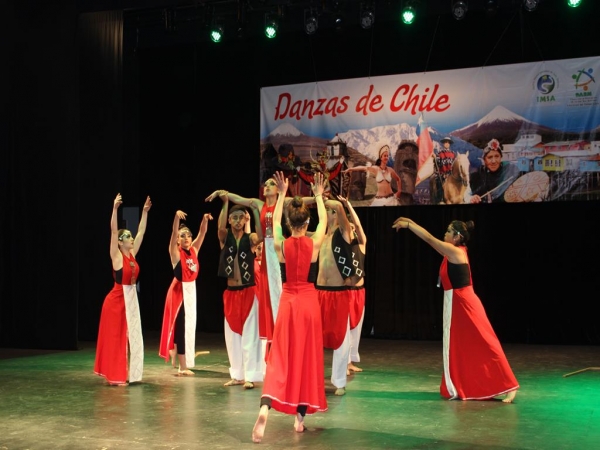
[77,0,571,46]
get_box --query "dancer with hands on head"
[159,209,213,376]
[94,193,152,386]
[252,171,328,444]
[336,195,367,375]
[392,216,518,403]
[205,183,315,363]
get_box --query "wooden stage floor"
[0,332,598,449]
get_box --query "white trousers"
[348,308,365,363]
[331,319,351,389]
[224,297,263,382]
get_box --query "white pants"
[331,319,351,389]
[224,297,263,382]
[348,308,365,363]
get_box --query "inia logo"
[533,71,558,103]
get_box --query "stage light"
[401,1,416,25]
[333,12,344,30]
[451,1,468,20]
[359,4,375,30]
[210,24,224,43]
[485,0,498,17]
[567,0,582,7]
[304,9,318,35]
[522,0,539,11]
[264,14,279,38]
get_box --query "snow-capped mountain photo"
[451,105,557,145]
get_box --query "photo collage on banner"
[259,56,600,206]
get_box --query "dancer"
[252,171,328,444]
[159,209,212,375]
[337,195,367,375]
[392,217,519,402]
[205,184,314,360]
[214,193,264,388]
[316,198,355,396]
[94,193,151,386]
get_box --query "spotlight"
[333,13,344,30]
[304,9,318,35]
[359,4,375,30]
[566,0,582,7]
[451,1,468,20]
[401,1,417,25]
[210,23,224,43]
[522,0,539,11]
[264,14,279,38]
[485,0,498,17]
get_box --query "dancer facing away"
[159,210,213,375]
[316,198,355,396]
[215,193,264,388]
[392,217,518,403]
[337,195,367,375]
[252,171,328,444]
[95,193,152,386]
[205,182,315,362]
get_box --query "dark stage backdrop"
[3,1,599,350]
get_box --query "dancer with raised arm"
[95,193,151,386]
[159,209,212,375]
[252,171,328,444]
[337,195,367,375]
[214,192,264,388]
[392,217,519,402]
[205,184,314,363]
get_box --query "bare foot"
[348,363,363,373]
[294,413,307,433]
[177,369,195,376]
[334,387,346,396]
[252,406,269,443]
[243,381,255,389]
[503,390,517,403]
[169,346,178,367]
[108,382,128,387]
[224,379,245,386]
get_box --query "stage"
[0,332,598,449]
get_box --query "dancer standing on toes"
[95,193,152,386]
[159,210,212,376]
[392,217,519,403]
[214,192,264,388]
[336,196,367,375]
[252,171,328,444]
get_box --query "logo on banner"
[572,68,595,97]
[533,71,558,103]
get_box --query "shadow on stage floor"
[0,332,598,449]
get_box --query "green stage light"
[401,6,416,24]
[265,14,279,38]
[210,25,223,43]
[567,0,582,7]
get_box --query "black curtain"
[2,1,79,349]
[77,10,128,342]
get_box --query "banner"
[260,56,600,205]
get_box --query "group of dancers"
[93,170,518,444]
